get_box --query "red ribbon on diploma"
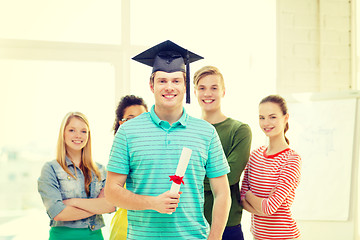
[169,175,184,185]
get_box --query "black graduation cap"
[132,40,203,103]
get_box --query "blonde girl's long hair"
[56,112,101,196]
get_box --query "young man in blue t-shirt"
[105,40,231,240]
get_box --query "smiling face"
[194,74,225,113]
[64,117,89,153]
[259,102,289,139]
[150,71,186,111]
[119,104,147,125]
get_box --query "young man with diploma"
[105,40,231,240]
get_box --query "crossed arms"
[54,188,115,221]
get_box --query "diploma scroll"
[167,147,192,214]
[169,147,192,194]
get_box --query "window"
[0,59,115,239]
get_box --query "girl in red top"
[240,95,301,240]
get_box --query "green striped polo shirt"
[107,105,230,240]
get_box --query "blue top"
[107,106,230,239]
[37,157,106,231]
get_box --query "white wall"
[277,0,359,239]
[277,0,352,93]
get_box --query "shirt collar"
[149,105,188,128]
[65,155,74,167]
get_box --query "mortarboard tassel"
[186,51,190,104]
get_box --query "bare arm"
[53,206,94,221]
[207,175,231,240]
[241,197,265,216]
[245,190,264,214]
[63,188,116,214]
[243,190,273,216]
[104,171,181,213]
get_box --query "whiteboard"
[287,98,356,221]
